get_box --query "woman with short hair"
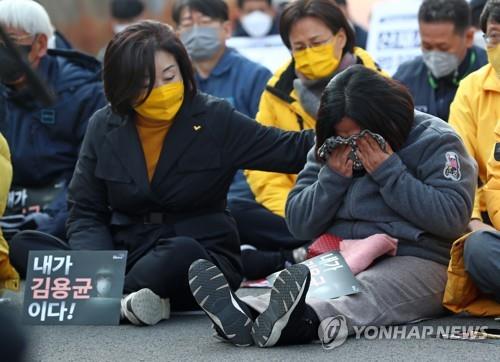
[233,0,388,280]
[189,65,477,347]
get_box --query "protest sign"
[23,250,127,325]
[267,251,361,300]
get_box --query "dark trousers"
[229,198,308,251]
[8,230,217,310]
[464,230,500,303]
[228,198,309,279]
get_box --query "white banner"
[366,0,423,75]
[227,35,291,73]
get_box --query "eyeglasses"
[0,34,34,47]
[292,36,334,52]
[483,32,500,47]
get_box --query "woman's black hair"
[315,65,414,160]
[103,20,197,117]
[480,0,500,33]
[279,0,355,54]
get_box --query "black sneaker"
[251,263,311,347]
[188,259,254,347]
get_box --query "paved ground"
[3,287,500,361]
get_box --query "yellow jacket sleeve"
[484,122,500,229]
[0,134,19,291]
[245,90,296,217]
[449,82,482,220]
[0,135,10,215]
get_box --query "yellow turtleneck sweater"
[135,115,173,181]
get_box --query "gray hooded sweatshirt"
[285,111,477,264]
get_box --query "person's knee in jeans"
[464,230,500,302]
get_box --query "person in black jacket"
[9,20,314,326]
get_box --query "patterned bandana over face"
[318,130,387,170]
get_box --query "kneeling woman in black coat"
[12,21,313,325]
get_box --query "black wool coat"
[66,92,314,287]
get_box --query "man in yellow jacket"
[0,133,19,293]
[446,0,500,316]
[230,0,387,279]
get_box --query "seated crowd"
[0,0,499,349]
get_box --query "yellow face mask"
[293,42,340,80]
[134,81,184,121]
[487,45,500,79]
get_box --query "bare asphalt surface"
[3,286,499,361]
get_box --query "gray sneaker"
[121,288,170,326]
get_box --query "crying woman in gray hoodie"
[187,65,477,348]
[286,65,477,265]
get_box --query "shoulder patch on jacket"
[443,152,461,181]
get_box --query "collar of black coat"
[266,56,365,105]
[104,92,210,195]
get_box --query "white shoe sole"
[122,288,170,326]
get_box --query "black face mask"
[0,43,32,84]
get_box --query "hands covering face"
[318,130,394,176]
[356,133,393,174]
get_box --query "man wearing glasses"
[447,0,500,316]
[172,0,271,118]
[0,0,106,247]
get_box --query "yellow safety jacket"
[246,48,388,217]
[0,134,20,292]
[445,64,500,316]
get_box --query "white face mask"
[422,50,460,79]
[240,10,273,38]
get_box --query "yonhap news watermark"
[318,315,492,350]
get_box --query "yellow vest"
[245,48,389,217]
[0,134,20,292]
